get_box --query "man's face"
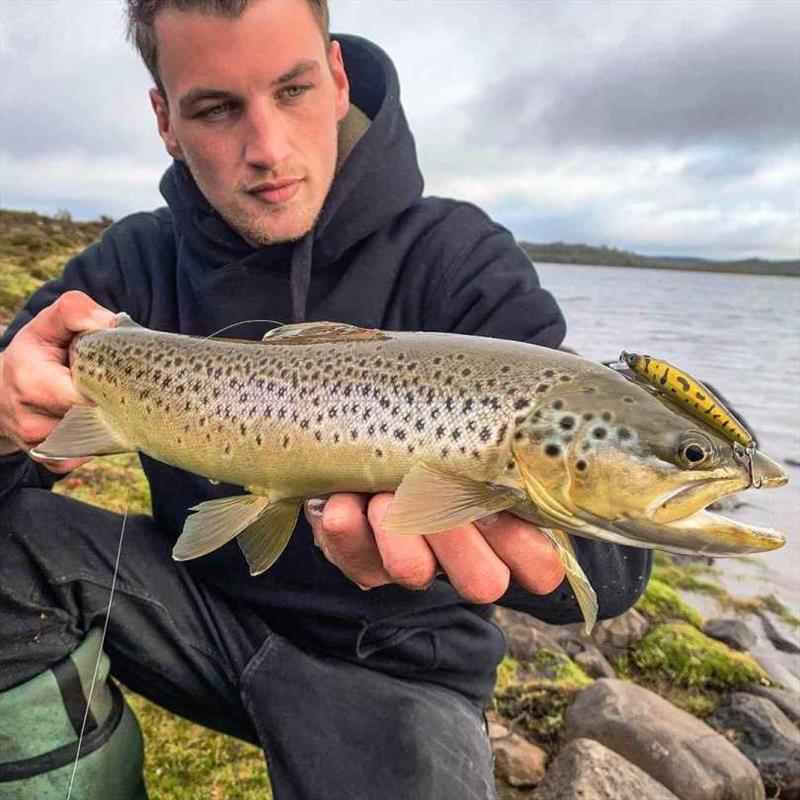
[150,0,349,246]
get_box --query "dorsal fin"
[114,312,143,328]
[261,321,390,346]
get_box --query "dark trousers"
[0,489,497,800]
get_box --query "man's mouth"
[248,178,303,204]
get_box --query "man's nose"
[242,103,291,168]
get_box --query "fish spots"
[623,396,635,404]
[375,448,383,458]
[592,427,607,440]
[536,384,549,394]
[506,460,515,471]
[617,427,631,441]
[583,412,594,421]
[576,459,587,472]
[552,399,564,410]
[282,435,290,450]
[601,412,613,422]
[514,398,530,410]
[560,415,575,431]
[545,443,561,457]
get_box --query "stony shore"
[489,552,800,800]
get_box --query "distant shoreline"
[521,243,800,277]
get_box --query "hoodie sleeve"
[0,218,146,501]
[424,205,652,624]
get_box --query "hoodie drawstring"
[289,232,314,323]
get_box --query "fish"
[34,314,789,633]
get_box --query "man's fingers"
[475,512,566,595]
[426,525,511,604]
[26,291,116,349]
[21,366,87,414]
[368,493,438,590]
[307,493,392,589]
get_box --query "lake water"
[535,262,800,622]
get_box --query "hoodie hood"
[159,34,424,322]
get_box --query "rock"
[532,737,680,800]
[591,608,650,659]
[492,730,548,788]
[709,693,800,799]
[493,607,568,659]
[563,679,765,800]
[703,618,757,651]
[745,684,800,724]
[574,643,616,679]
[759,613,800,654]
[750,648,800,694]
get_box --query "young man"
[0,1,650,797]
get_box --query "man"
[0,1,651,798]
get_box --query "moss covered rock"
[636,577,704,627]
[631,623,769,691]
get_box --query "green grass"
[0,209,112,323]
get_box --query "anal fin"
[543,528,598,635]
[31,405,132,459]
[173,493,299,575]
[173,494,271,561]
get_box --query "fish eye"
[678,436,712,468]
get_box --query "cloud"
[0,0,797,259]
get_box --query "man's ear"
[327,41,350,123]
[149,88,184,160]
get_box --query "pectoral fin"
[31,406,132,459]
[237,500,301,575]
[382,461,520,534]
[543,528,598,635]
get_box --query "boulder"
[493,607,567,659]
[744,684,800,725]
[532,738,680,800]
[703,618,757,651]
[491,730,548,789]
[709,692,800,799]
[574,643,616,679]
[591,608,649,659]
[563,679,765,800]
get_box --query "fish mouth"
[614,509,786,557]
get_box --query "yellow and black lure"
[617,351,762,488]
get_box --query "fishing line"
[201,318,286,341]
[65,499,130,800]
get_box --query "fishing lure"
[617,351,762,488]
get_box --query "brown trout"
[35,315,788,632]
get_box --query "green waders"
[0,629,147,799]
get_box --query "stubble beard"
[219,197,322,247]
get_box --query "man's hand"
[305,493,565,603]
[0,291,117,473]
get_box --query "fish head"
[511,369,787,556]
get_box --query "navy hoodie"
[0,35,650,701]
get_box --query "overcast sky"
[1,0,798,259]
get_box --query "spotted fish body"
[36,315,788,633]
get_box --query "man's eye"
[279,84,311,101]
[198,102,234,119]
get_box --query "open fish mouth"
[614,507,786,557]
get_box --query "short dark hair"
[126,0,330,94]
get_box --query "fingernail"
[305,497,326,518]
